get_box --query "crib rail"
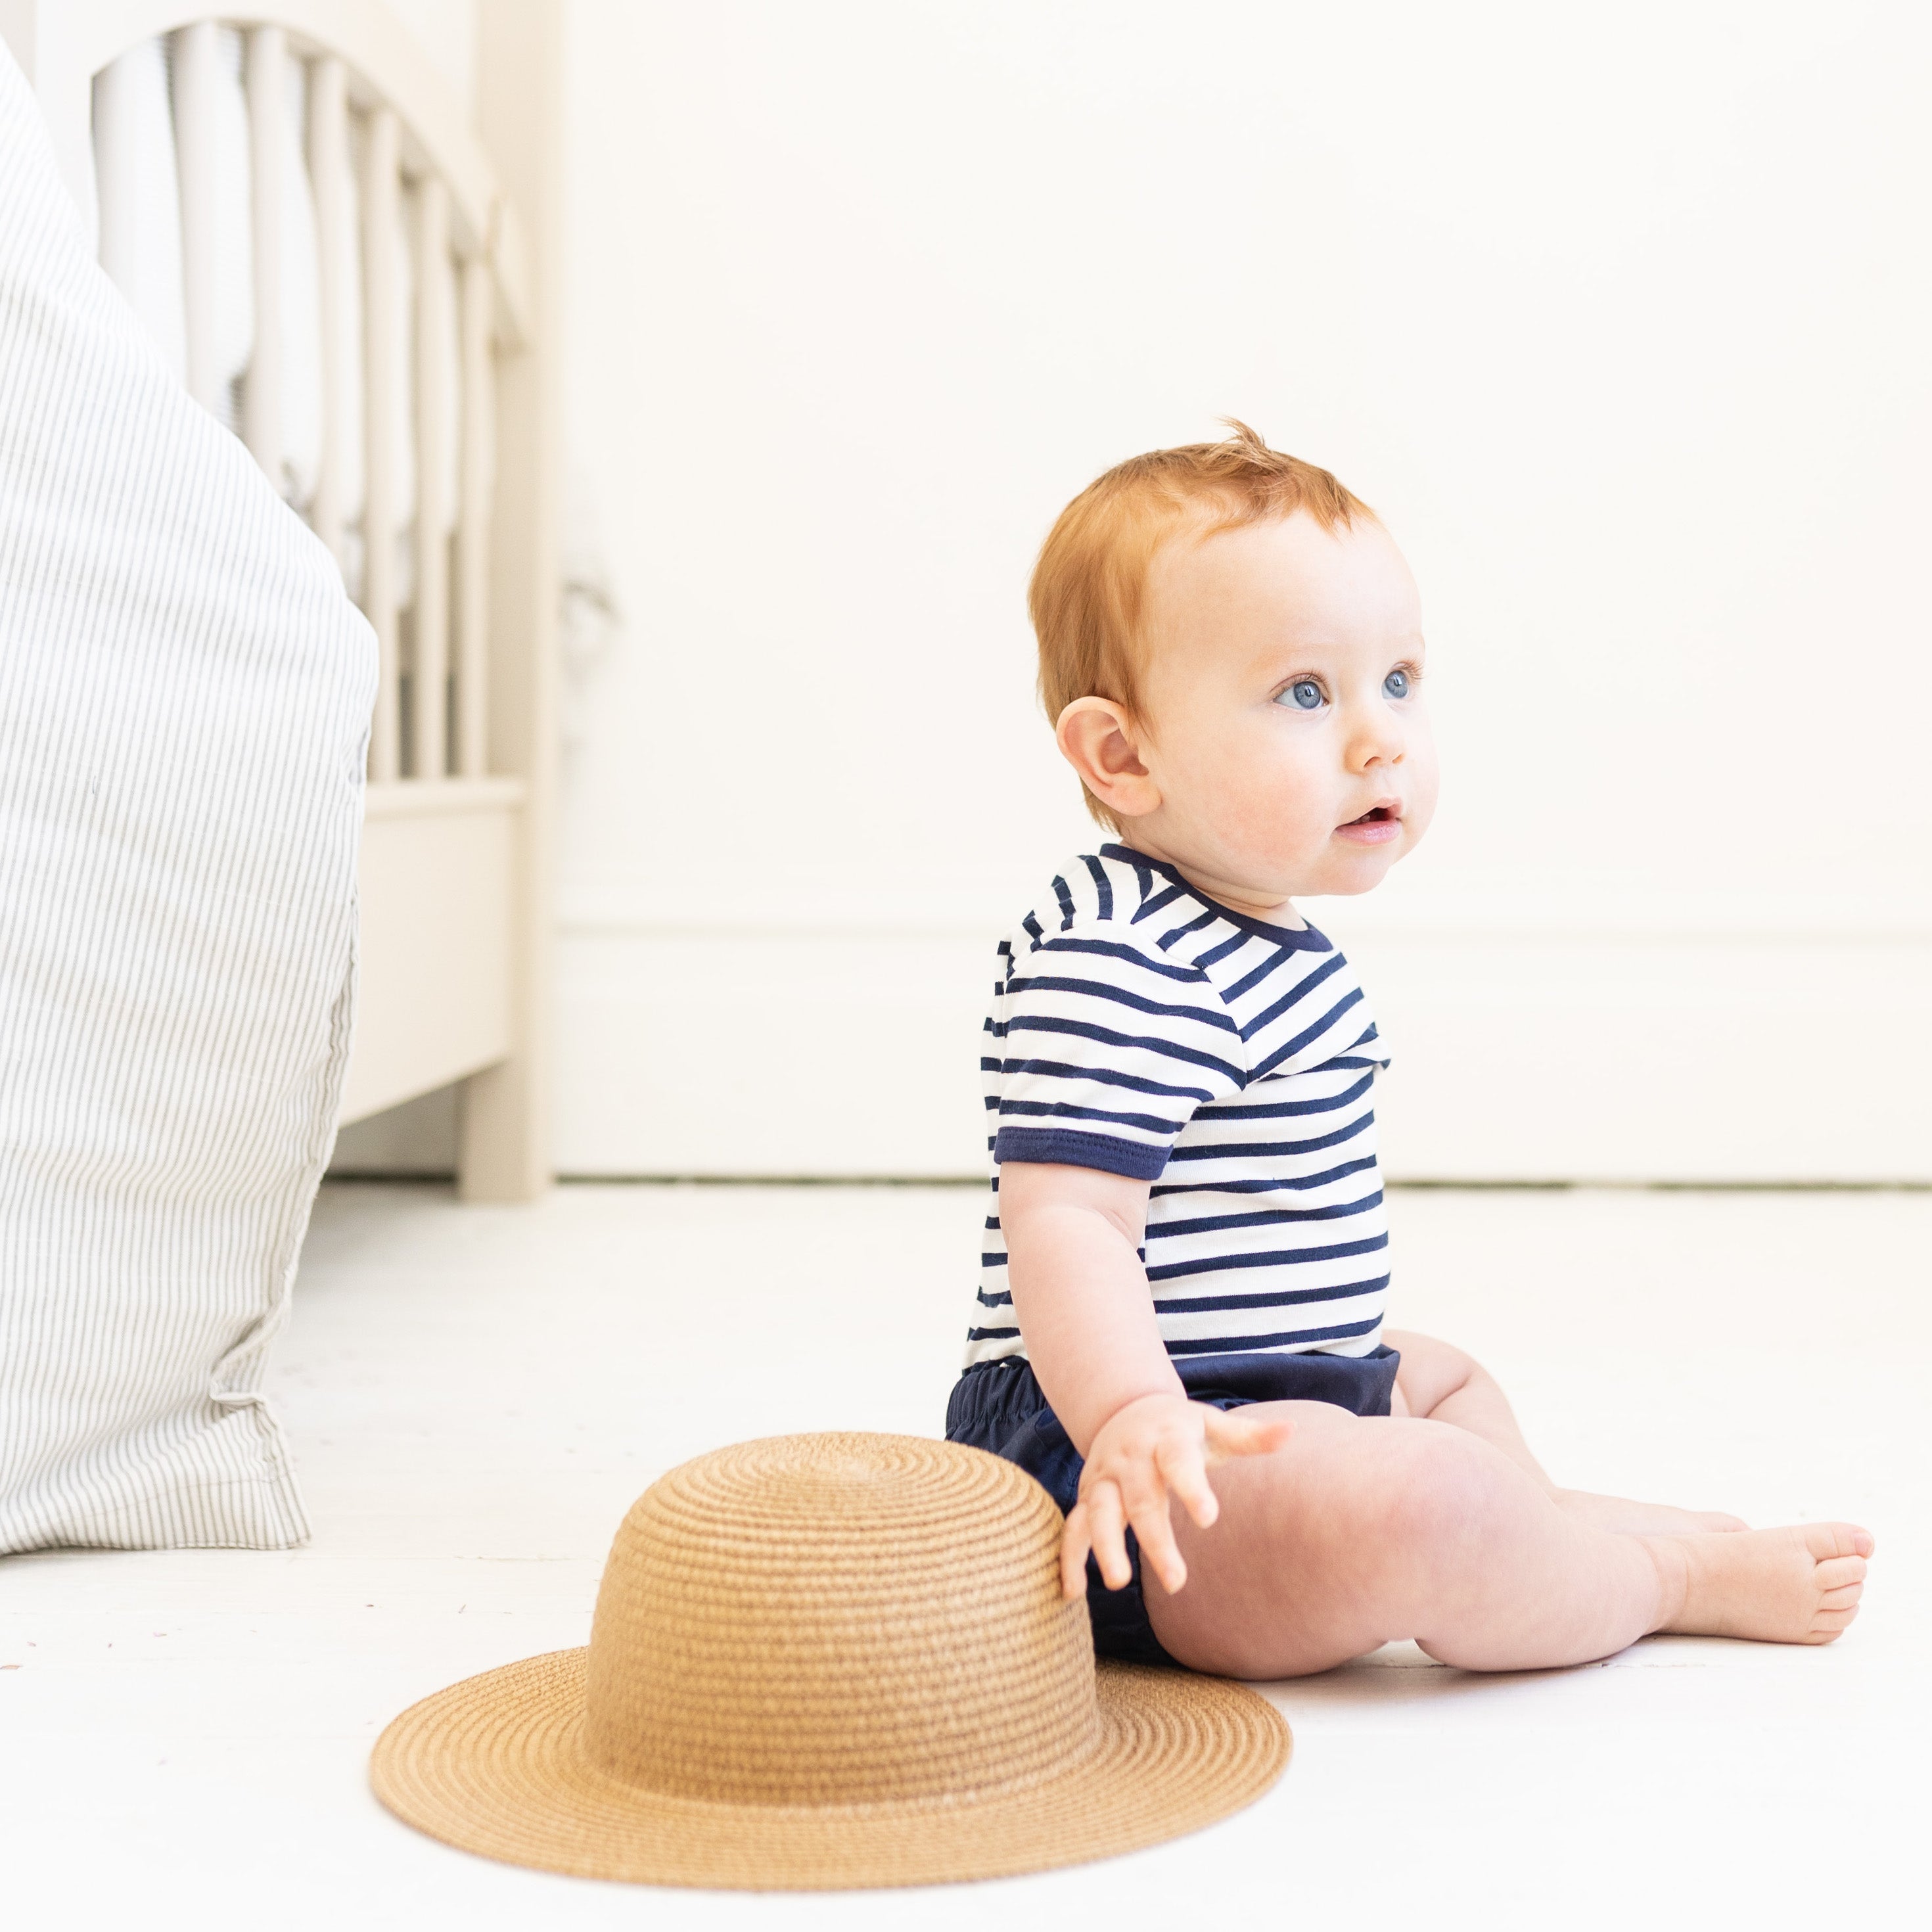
[22,3,532,786]
[4,0,560,1196]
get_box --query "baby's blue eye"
[1279,679,1325,710]
[1383,668,1411,699]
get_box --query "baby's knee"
[1370,1421,1519,1552]
[1386,1329,1483,1409]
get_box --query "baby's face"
[1128,511,1437,908]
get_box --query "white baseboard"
[549,927,1932,1183]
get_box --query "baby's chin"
[1289,831,1411,898]
[1182,846,1396,913]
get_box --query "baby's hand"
[1061,1393,1293,1600]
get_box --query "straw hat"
[371,1432,1289,1890]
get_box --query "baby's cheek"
[1194,729,1330,869]
[1254,750,1335,832]
[1241,771,1333,863]
[1403,748,1442,839]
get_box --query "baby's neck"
[1111,831,1306,931]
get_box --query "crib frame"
[0,0,561,1199]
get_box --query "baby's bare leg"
[1386,1327,1555,1479]
[1143,1404,1870,1678]
[1387,1328,1747,1535]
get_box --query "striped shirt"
[966,844,1391,1369]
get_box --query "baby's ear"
[1056,697,1161,821]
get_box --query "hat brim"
[371,1647,1290,1891]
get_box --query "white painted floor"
[5,1182,1927,1931]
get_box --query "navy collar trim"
[1098,844,1333,952]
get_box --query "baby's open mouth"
[1335,801,1404,843]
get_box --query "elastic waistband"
[954,1343,1401,1423]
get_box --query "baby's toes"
[1801,1521,1874,1561]
[1808,1602,1860,1642]
[1814,1553,1866,1594]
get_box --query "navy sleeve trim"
[992,1126,1170,1181]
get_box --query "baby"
[946,424,1872,1676]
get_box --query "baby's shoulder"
[998,853,1226,998]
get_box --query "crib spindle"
[457,256,494,776]
[243,27,283,479]
[92,45,188,384]
[307,57,348,566]
[172,24,221,415]
[413,176,453,780]
[362,106,403,782]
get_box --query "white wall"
[549,0,1932,1180]
[382,0,475,117]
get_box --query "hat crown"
[583,1433,1099,1807]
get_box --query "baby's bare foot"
[1555,1489,1747,1536]
[1645,1522,1874,1645]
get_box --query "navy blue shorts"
[945,1346,1402,1666]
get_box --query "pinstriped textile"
[0,45,376,1552]
[968,846,1390,1369]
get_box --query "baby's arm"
[1000,1160,1292,1600]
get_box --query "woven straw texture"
[371,1433,1289,1889]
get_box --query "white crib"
[0,0,560,1199]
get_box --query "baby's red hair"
[1030,421,1373,828]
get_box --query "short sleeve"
[989,930,1246,1180]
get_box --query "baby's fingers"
[1082,1479,1134,1593]
[1203,1407,1294,1467]
[1060,1501,1093,1600]
[1152,1435,1221,1532]
[1126,1484,1189,1596]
